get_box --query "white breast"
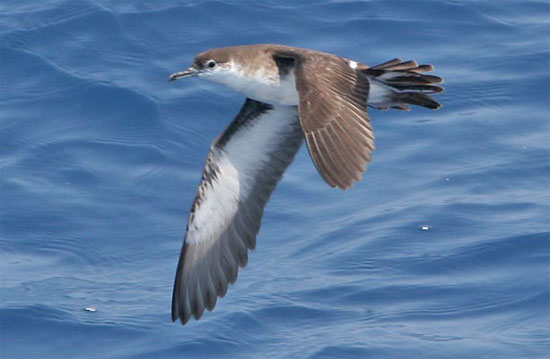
[204,64,300,106]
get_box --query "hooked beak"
[169,66,199,82]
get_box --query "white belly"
[206,68,300,106]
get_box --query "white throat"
[202,62,299,106]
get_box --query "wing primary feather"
[193,279,205,320]
[233,212,257,250]
[312,131,346,188]
[204,271,218,311]
[182,291,192,324]
[172,99,303,325]
[332,119,371,164]
[344,118,375,151]
[319,126,355,186]
[326,121,364,177]
[305,132,339,187]
[228,224,249,267]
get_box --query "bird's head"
[169,48,233,82]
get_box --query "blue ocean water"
[1,0,549,358]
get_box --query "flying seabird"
[169,44,444,325]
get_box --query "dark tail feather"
[363,59,444,110]
[399,93,441,109]
[370,58,404,69]
[370,59,436,73]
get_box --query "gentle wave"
[2,0,549,358]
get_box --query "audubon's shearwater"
[169,44,444,325]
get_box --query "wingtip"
[172,308,193,325]
[335,178,358,190]
[180,316,191,325]
[171,305,184,324]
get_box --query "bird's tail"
[362,59,444,111]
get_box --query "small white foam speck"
[84,306,97,312]
[421,226,430,231]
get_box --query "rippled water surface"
[1,1,549,358]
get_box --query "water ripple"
[1,0,549,358]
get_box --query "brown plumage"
[169,44,444,325]
[292,54,373,188]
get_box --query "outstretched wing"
[172,99,303,325]
[274,51,375,190]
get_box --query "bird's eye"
[206,60,217,68]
